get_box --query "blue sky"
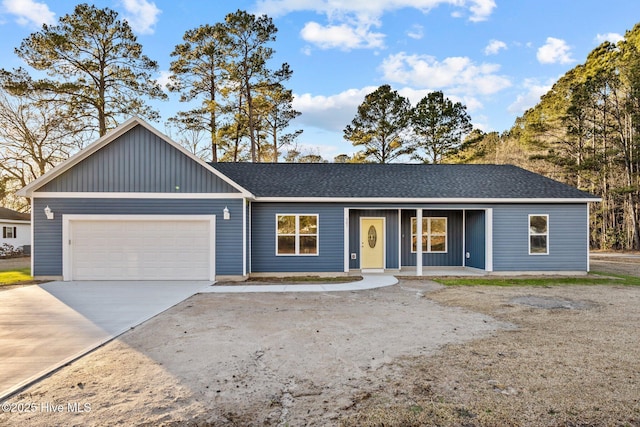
[1,0,639,160]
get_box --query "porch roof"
[211,163,597,201]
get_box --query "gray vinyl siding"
[401,210,464,267]
[38,125,239,194]
[465,210,485,269]
[32,198,243,277]
[492,204,588,271]
[348,210,399,269]
[251,203,344,273]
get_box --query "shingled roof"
[0,207,30,221]
[210,163,597,200]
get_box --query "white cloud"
[256,0,495,22]
[595,32,624,44]
[537,37,574,64]
[484,39,507,55]
[380,52,511,95]
[471,114,490,132]
[293,87,378,132]
[468,0,495,22]
[407,24,424,40]
[508,78,553,114]
[156,70,171,89]
[2,0,55,26]
[255,0,496,50]
[120,0,161,35]
[293,84,488,135]
[300,21,385,50]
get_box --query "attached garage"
[63,215,216,281]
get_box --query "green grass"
[0,267,33,285]
[435,272,640,287]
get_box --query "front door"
[360,218,385,270]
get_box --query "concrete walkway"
[0,275,398,402]
[0,281,210,401]
[203,274,398,293]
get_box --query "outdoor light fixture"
[44,205,54,220]
[223,206,230,220]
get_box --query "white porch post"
[416,208,423,276]
[462,209,466,267]
[397,209,402,270]
[485,208,493,272]
[344,208,350,273]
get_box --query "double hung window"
[529,214,549,255]
[411,217,447,253]
[276,215,318,255]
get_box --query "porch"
[345,207,493,275]
[348,266,486,277]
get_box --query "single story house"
[0,206,31,253]
[17,117,600,281]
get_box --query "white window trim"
[528,214,549,255]
[276,214,319,256]
[411,217,448,254]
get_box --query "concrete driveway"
[0,281,210,401]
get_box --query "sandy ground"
[0,256,639,426]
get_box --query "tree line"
[453,24,640,250]
[0,3,474,207]
[0,4,303,209]
[1,3,638,250]
[340,85,472,164]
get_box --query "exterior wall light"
[223,206,230,220]
[44,206,54,220]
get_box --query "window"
[2,226,16,239]
[411,217,447,253]
[277,214,318,255]
[529,215,548,255]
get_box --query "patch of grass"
[435,272,640,287]
[0,267,32,285]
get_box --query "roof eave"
[252,196,602,203]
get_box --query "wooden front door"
[360,218,385,270]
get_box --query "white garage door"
[68,217,214,281]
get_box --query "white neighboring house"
[0,207,31,253]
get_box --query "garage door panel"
[69,218,213,281]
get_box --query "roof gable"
[18,117,251,197]
[211,163,598,201]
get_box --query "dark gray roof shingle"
[211,163,596,199]
[0,207,30,221]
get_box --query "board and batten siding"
[32,198,243,277]
[37,125,239,194]
[401,210,464,267]
[492,203,588,271]
[348,210,399,269]
[251,203,344,273]
[465,210,486,269]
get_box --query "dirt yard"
[1,257,639,426]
